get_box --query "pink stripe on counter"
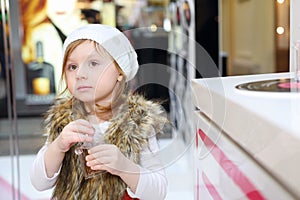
[202,172,222,200]
[198,129,266,200]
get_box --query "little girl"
[30,24,168,200]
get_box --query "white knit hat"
[62,24,139,81]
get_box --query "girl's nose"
[76,66,87,80]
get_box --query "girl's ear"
[117,75,123,82]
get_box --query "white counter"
[192,72,300,199]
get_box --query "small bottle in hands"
[75,127,106,179]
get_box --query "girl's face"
[65,40,122,107]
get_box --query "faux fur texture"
[43,94,167,200]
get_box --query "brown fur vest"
[43,94,167,200]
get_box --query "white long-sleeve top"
[30,122,168,200]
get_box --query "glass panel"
[0,0,16,199]
[1,0,191,199]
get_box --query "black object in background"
[25,41,56,105]
[195,0,220,78]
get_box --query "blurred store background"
[0,0,290,199]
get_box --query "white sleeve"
[30,145,61,191]
[127,135,168,200]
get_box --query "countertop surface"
[191,72,300,198]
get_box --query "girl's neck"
[87,114,107,124]
[84,102,113,123]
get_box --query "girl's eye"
[90,61,100,67]
[67,64,78,71]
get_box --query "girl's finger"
[70,121,95,136]
[75,132,93,143]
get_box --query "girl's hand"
[86,144,139,176]
[54,119,95,153]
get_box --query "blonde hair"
[60,39,127,120]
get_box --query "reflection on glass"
[19,0,94,96]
